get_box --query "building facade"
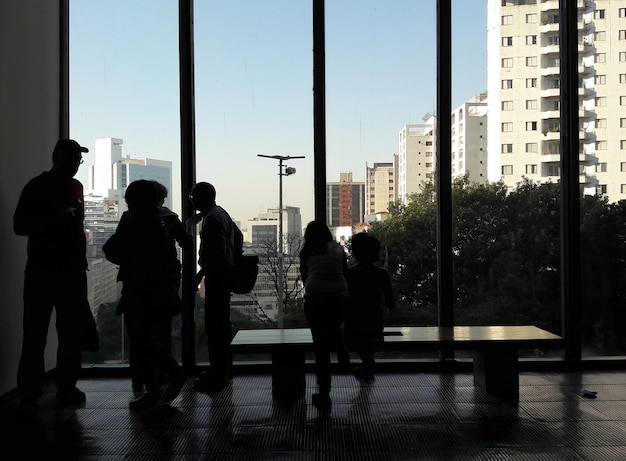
[487,0,626,200]
[326,172,365,227]
[365,159,398,220]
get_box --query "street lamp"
[258,154,305,328]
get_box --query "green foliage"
[370,177,626,353]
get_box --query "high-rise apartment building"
[487,0,626,200]
[452,93,489,184]
[326,172,365,227]
[398,121,435,205]
[246,206,302,254]
[365,159,398,221]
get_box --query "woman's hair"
[125,179,159,214]
[300,220,333,257]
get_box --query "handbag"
[231,255,259,294]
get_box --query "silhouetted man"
[187,182,242,392]
[14,139,90,411]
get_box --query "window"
[502,122,513,132]
[502,100,513,111]
[596,97,607,107]
[525,164,537,174]
[526,56,537,67]
[621,140,626,150]
[526,121,537,131]
[595,53,606,64]
[596,163,607,173]
[621,162,626,172]
[595,75,606,85]
[501,165,513,175]
[597,185,607,195]
[526,143,538,153]
[547,35,560,46]
[502,36,513,46]
[621,74,626,84]
[594,9,605,20]
[526,13,537,24]
[596,119,607,128]
[526,99,538,110]
[502,15,513,25]
[526,35,537,45]
[620,8,626,18]
[594,31,606,41]
[526,78,537,88]
[502,79,513,89]
[621,96,626,106]
[596,140,607,150]
[621,118,626,128]
[502,143,513,153]
[621,185,626,194]
[620,52,626,62]
[502,57,513,68]
[619,30,626,40]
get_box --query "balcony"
[541,66,560,77]
[541,88,560,98]
[540,44,560,55]
[540,0,559,12]
[541,22,560,34]
[541,152,560,163]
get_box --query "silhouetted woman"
[299,221,349,409]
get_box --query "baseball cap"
[53,139,89,155]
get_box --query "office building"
[365,159,398,221]
[487,0,626,199]
[326,172,365,227]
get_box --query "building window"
[526,99,538,110]
[502,57,513,68]
[620,52,626,62]
[621,140,626,150]
[526,121,537,131]
[502,100,513,111]
[621,118,626,128]
[596,140,607,150]
[502,143,513,153]
[526,78,537,88]
[595,53,606,63]
[526,56,537,67]
[525,164,537,174]
[526,13,537,24]
[501,165,513,175]
[620,8,626,18]
[596,118,607,128]
[502,79,513,89]
[547,35,560,46]
[526,35,537,45]
[595,75,606,85]
[502,15,513,25]
[621,162,626,172]
[594,9,605,20]
[594,31,606,41]
[621,185,626,194]
[502,122,513,132]
[502,36,513,46]
[597,185,607,195]
[596,163,607,173]
[526,142,538,153]
[621,74,626,84]
[621,96,626,106]
[619,30,626,40]
[596,97,607,107]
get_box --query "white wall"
[0,1,62,396]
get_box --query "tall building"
[246,206,302,254]
[487,0,626,200]
[452,93,489,184]
[398,120,435,205]
[365,158,398,221]
[326,172,365,227]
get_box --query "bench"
[230,325,564,401]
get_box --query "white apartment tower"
[365,159,398,219]
[398,121,435,205]
[487,0,626,200]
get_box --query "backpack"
[230,222,259,294]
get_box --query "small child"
[345,232,395,380]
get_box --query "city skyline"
[69,0,488,225]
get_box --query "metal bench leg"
[473,347,519,400]
[272,349,306,402]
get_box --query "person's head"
[125,179,159,214]
[151,180,168,206]
[51,139,89,179]
[189,182,216,212]
[351,232,381,264]
[303,220,333,246]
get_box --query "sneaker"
[162,374,186,402]
[129,391,161,410]
[56,387,86,406]
[312,393,332,410]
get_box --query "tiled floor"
[2,369,626,460]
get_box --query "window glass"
[71,0,181,366]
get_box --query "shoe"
[312,393,332,410]
[129,391,161,410]
[162,374,186,402]
[56,387,86,405]
[132,380,145,395]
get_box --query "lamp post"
[258,154,305,328]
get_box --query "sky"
[70,0,487,227]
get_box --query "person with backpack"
[103,179,185,410]
[186,182,243,393]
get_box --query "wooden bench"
[230,325,564,401]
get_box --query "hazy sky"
[70,0,487,226]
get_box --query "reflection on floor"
[2,370,626,460]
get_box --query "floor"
[2,369,626,460]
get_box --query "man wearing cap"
[14,139,91,411]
